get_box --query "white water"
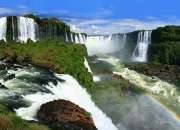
[132,31,152,62]
[70,33,74,42]
[71,33,86,44]
[18,17,37,43]
[79,34,86,44]
[84,57,93,73]
[65,30,69,42]
[75,34,80,43]
[99,56,180,111]
[111,33,127,50]
[0,65,118,130]
[85,34,127,56]
[0,17,7,42]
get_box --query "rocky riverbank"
[125,63,180,87]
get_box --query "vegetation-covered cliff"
[148,26,180,66]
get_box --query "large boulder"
[37,100,97,130]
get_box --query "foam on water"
[0,64,118,130]
[15,74,118,130]
[99,56,180,111]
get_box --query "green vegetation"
[0,41,94,94]
[148,42,180,66]
[0,104,49,130]
[84,112,92,118]
[152,26,180,43]
[5,14,72,42]
[149,26,180,66]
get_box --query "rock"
[0,64,7,70]
[3,74,15,81]
[37,100,97,130]
[126,63,180,84]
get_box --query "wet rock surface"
[126,63,180,84]
[37,100,97,130]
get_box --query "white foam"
[15,74,118,130]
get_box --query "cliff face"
[0,14,87,44]
[148,26,180,66]
[151,26,180,43]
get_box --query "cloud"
[66,17,180,35]
[0,6,32,16]
[17,5,28,10]
[0,7,15,15]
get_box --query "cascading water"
[132,31,152,62]
[85,34,127,56]
[79,34,85,44]
[75,34,80,43]
[17,17,38,43]
[84,57,93,73]
[0,63,118,130]
[65,30,69,42]
[0,17,7,42]
[111,33,127,50]
[71,33,74,42]
[94,55,180,130]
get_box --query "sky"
[0,0,180,34]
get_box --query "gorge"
[0,14,179,130]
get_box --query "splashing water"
[132,31,152,62]
[85,34,127,56]
[0,63,118,130]
[98,56,180,117]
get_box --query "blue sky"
[0,0,180,34]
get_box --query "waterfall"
[71,33,86,44]
[0,63,118,130]
[65,30,69,42]
[85,34,127,56]
[12,16,15,40]
[79,34,86,44]
[0,17,7,42]
[70,33,74,42]
[132,31,152,62]
[17,17,38,43]
[84,57,92,73]
[111,33,127,50]
[75,34,80,43]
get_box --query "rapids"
[0,62,118,130]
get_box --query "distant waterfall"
[71,33,74,42]
[17,17,38,43]
[111,33,127,50]
[75,34,80,43]
[85,34,126,56]
[0,17,7,42]
[65,30,69,42]
[132,31,152,62]
[70,32,86,44]
[79,34,85,44]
